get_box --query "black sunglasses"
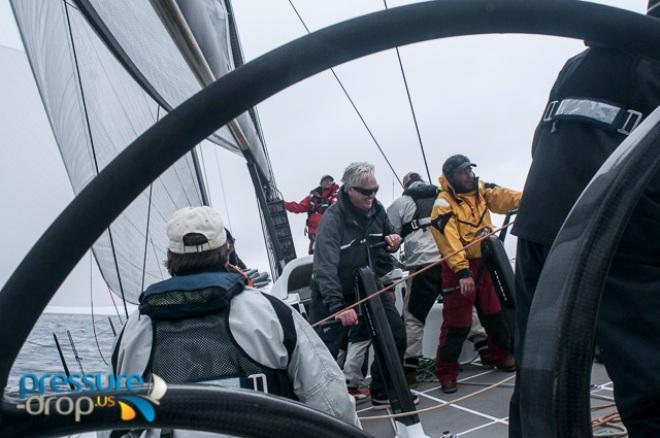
[351,185,379,196]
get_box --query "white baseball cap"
[167,206,227,254]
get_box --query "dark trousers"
[508,238,550,438]
[509,238,660,438]
[309,290,406,398]
[407,263,442,323]
[435,259,513,381]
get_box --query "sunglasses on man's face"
[351,185,379,196]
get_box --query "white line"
[357,369,503,414]
[456,419,500,436]
[421,369,497,394]
[387,408,397,433]
[416,391,510,424]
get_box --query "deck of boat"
[359,362,624,438]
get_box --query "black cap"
[320,175,334,184]
[442,154,476,178]
[649,0,660,17]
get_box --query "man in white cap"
[104,206,360,437]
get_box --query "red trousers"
[435,258,513,380]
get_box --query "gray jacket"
[387,181,441,268]
[101,287,360,437]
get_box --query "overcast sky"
[0,0,648,310]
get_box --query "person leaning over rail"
[509,3,660,436]
[100,206,360,438]
[309,161,418,410]
[387,171,493,387]
[430,155,520,394]
[284,174,339,254]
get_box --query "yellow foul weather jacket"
[430,176,521,276]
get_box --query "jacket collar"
[403,182,438,198]
[311,182,339,198]
[139,272,247,319]
[439,175,482,205]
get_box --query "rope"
[107,286,124,325]
[311,221,514,328]
[359,374,515,421]
[382,0,431,183]
[592,411,627,437]
[89,254,108,366]
[360,375,619,423]
[286,0,403,187]
[591,403,617,411]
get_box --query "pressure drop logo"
[16,372,167,422]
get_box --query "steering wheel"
[2,1,660,437]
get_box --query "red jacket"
[285,183,339,237]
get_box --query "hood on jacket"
[439,175,482,204]
[403,181,438,199]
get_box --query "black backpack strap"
[401,217,433,239]
[262,293,298,364]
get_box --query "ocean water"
[7,312,121,394]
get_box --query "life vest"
[137,272,296,399]
[307,186,336,217]
[400,184,438,239]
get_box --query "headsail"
[10,0,280,304]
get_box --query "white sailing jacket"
[100,286,360,438]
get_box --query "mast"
[225,0,296,276]
[153,0,297,276]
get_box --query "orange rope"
[228,264,254,287]
[311,222,514,328]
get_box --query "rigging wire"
[89,253,108,366]
[140,105,160,293]
[197,143,213,205]
[150,238,166,279]
[383,0,432,184]
[63,1,129,320]
[286,0,403,187]
[213,146,235,231]
[106,287,124,325]
[141,184,154,292]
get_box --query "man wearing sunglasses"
[310,162,415,410]
[430,154,521,394]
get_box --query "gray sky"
[0,0,647,310]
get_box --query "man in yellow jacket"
[430,154,520,393]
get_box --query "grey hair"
[341,162,375,188]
